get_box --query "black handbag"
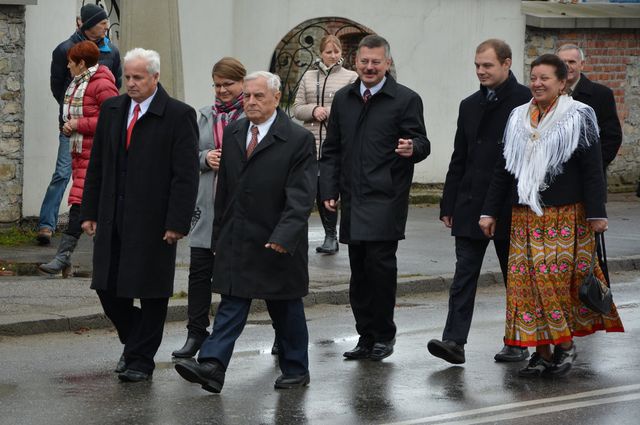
[579,232,613,315]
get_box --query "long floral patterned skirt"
[504,203,624,347]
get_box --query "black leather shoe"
[175,359,225,393]
[271,338,279,355]
[370,339,395,361]
[114,354,126,374]
[494,344,530,362]
[118,369,152,382]
[274,372,310,389]
[518,353,553,378]
[427,339,465,364]
[172,335,205,358]
[343,345,372,360]
[548,344,577,376]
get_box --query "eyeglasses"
[213,81,239,91]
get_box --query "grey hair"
[358,34,391,59]
[244,71,281,93]
[124,47,161,75]
[556,43,585,61]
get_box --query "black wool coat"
[212,109,317,300]
[572,74,622,167]
[81,84,199,298]
[440,72,530,240]
[319,76,430,243]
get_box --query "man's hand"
[478,217,496,238]
[441,216,453,228]
[324,199,338,212]
[395,138,413,157]
[163,230,184,245]
[265,242,287,254]
[206,148,222,171]
[589,218,608,233]
[81,220,97,236]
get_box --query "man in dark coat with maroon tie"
[174,71,317,393]
[81,48,199,382]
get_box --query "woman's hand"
[206,148,222,171]
[478,216,497,238]
[589,218,608,233]
[62,118,77,136]
[313,106,328,122]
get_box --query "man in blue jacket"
[36,4,121,245]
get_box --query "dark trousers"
[96,231,169,374]
[64,204,83,239]
[348,241,399,346]
[186,247,214,338]
[198,295,309,376]
[442,236,509,345]
[317,179,337,234]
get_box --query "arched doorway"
[270,17,394,116]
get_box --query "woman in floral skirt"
[479,53,623,378]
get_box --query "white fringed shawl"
[502,94,599,216]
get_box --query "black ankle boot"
[316,234,338,254]
[172,335,205,358]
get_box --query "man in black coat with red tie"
[557,44,622,170]
[427,39,531,365]
[81,48,199,382]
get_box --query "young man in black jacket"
[428,39,531,365]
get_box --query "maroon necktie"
[246,125,259,158]
[126,104,140,149]
[363,89,371,103]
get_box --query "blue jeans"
[38,133,71,231]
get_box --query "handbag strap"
[597,232,610,286]
[588,232,611,288]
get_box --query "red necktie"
[126,104,141,149]
[363,89,371,103]
[247,125,259,158]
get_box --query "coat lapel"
[245,109,288,161]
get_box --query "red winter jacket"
[68,65,119,205]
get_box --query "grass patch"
[0,227,37,246]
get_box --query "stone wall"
[525,27,640,191]
[0,6,25,223]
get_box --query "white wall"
[23,0,77,217]
[22,0,525,218]
[179,0,526,183]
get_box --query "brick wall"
[0,5,25,223]
[525,28,640,191]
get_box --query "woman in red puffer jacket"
[40,41,119,277]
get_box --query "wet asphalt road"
[1,272,639,425]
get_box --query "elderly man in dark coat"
[557,44,622,169]
[81,48,199,382]
[427,39,531,366]
[319,35,430,361]
[174,71,317,393]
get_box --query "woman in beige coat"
[293,35,357,254]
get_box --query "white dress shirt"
[246,110,278,148]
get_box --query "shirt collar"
[249,110,278,139]
[360,76,387,97]
[129,88,158,117]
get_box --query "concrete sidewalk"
[1,194,639,336]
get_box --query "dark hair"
[476,39,512,64]
[530,54,568,81]
[67,40,100,68]
[319,35,342,53]
[357,34,391,59]
[212,57,246,81]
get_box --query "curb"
[1,255,639,337]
